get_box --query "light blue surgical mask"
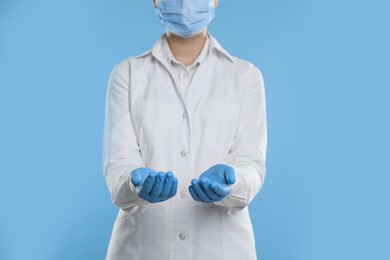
[155,0,215,38]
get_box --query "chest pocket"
[144,99,174,117]
[136,99,175,150]
[199,100,240,121]
[198,100,240,150]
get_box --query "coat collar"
[133,32,235,64]
[161,32,210,67]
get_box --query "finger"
[199,177,223,200]
[191,179,212,202]
[149,171,166,199]
[160,171,173,199]
[224,167,236,185]
[188,185,202,202]
[210,182,232,197]
[168,177,178,198]
[139,172,157,196]
[131,171,141,187]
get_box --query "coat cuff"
[212,164,250,215]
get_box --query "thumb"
[224,166,236,185]
[131,171,141,187]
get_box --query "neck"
[166,29,207,67]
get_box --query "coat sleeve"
[213,64,268,215]
[102,62,150,211]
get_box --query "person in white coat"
[102,0,268,259]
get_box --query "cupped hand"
[131,167,178,203]
[188,164,236,203]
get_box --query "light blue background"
[1,0,389,259]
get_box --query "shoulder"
[209,33,264,81]
[226,55,265,95]
[230,55,264,82]
[109,49,153,75]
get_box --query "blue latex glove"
[131,167,178,203]
[188,164,236,203]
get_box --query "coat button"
[180,191,186,198]
[181,150,186,157]
[182,112,187,118]
[179,233,186,240]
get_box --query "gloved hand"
[188,164,236,203]
[131,167,178,203]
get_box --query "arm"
[213,64,268,214]
[102,62,150,211]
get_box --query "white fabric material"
[161,33,210,97]
[103,32,267,260]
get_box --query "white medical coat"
[102,32,268,260]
